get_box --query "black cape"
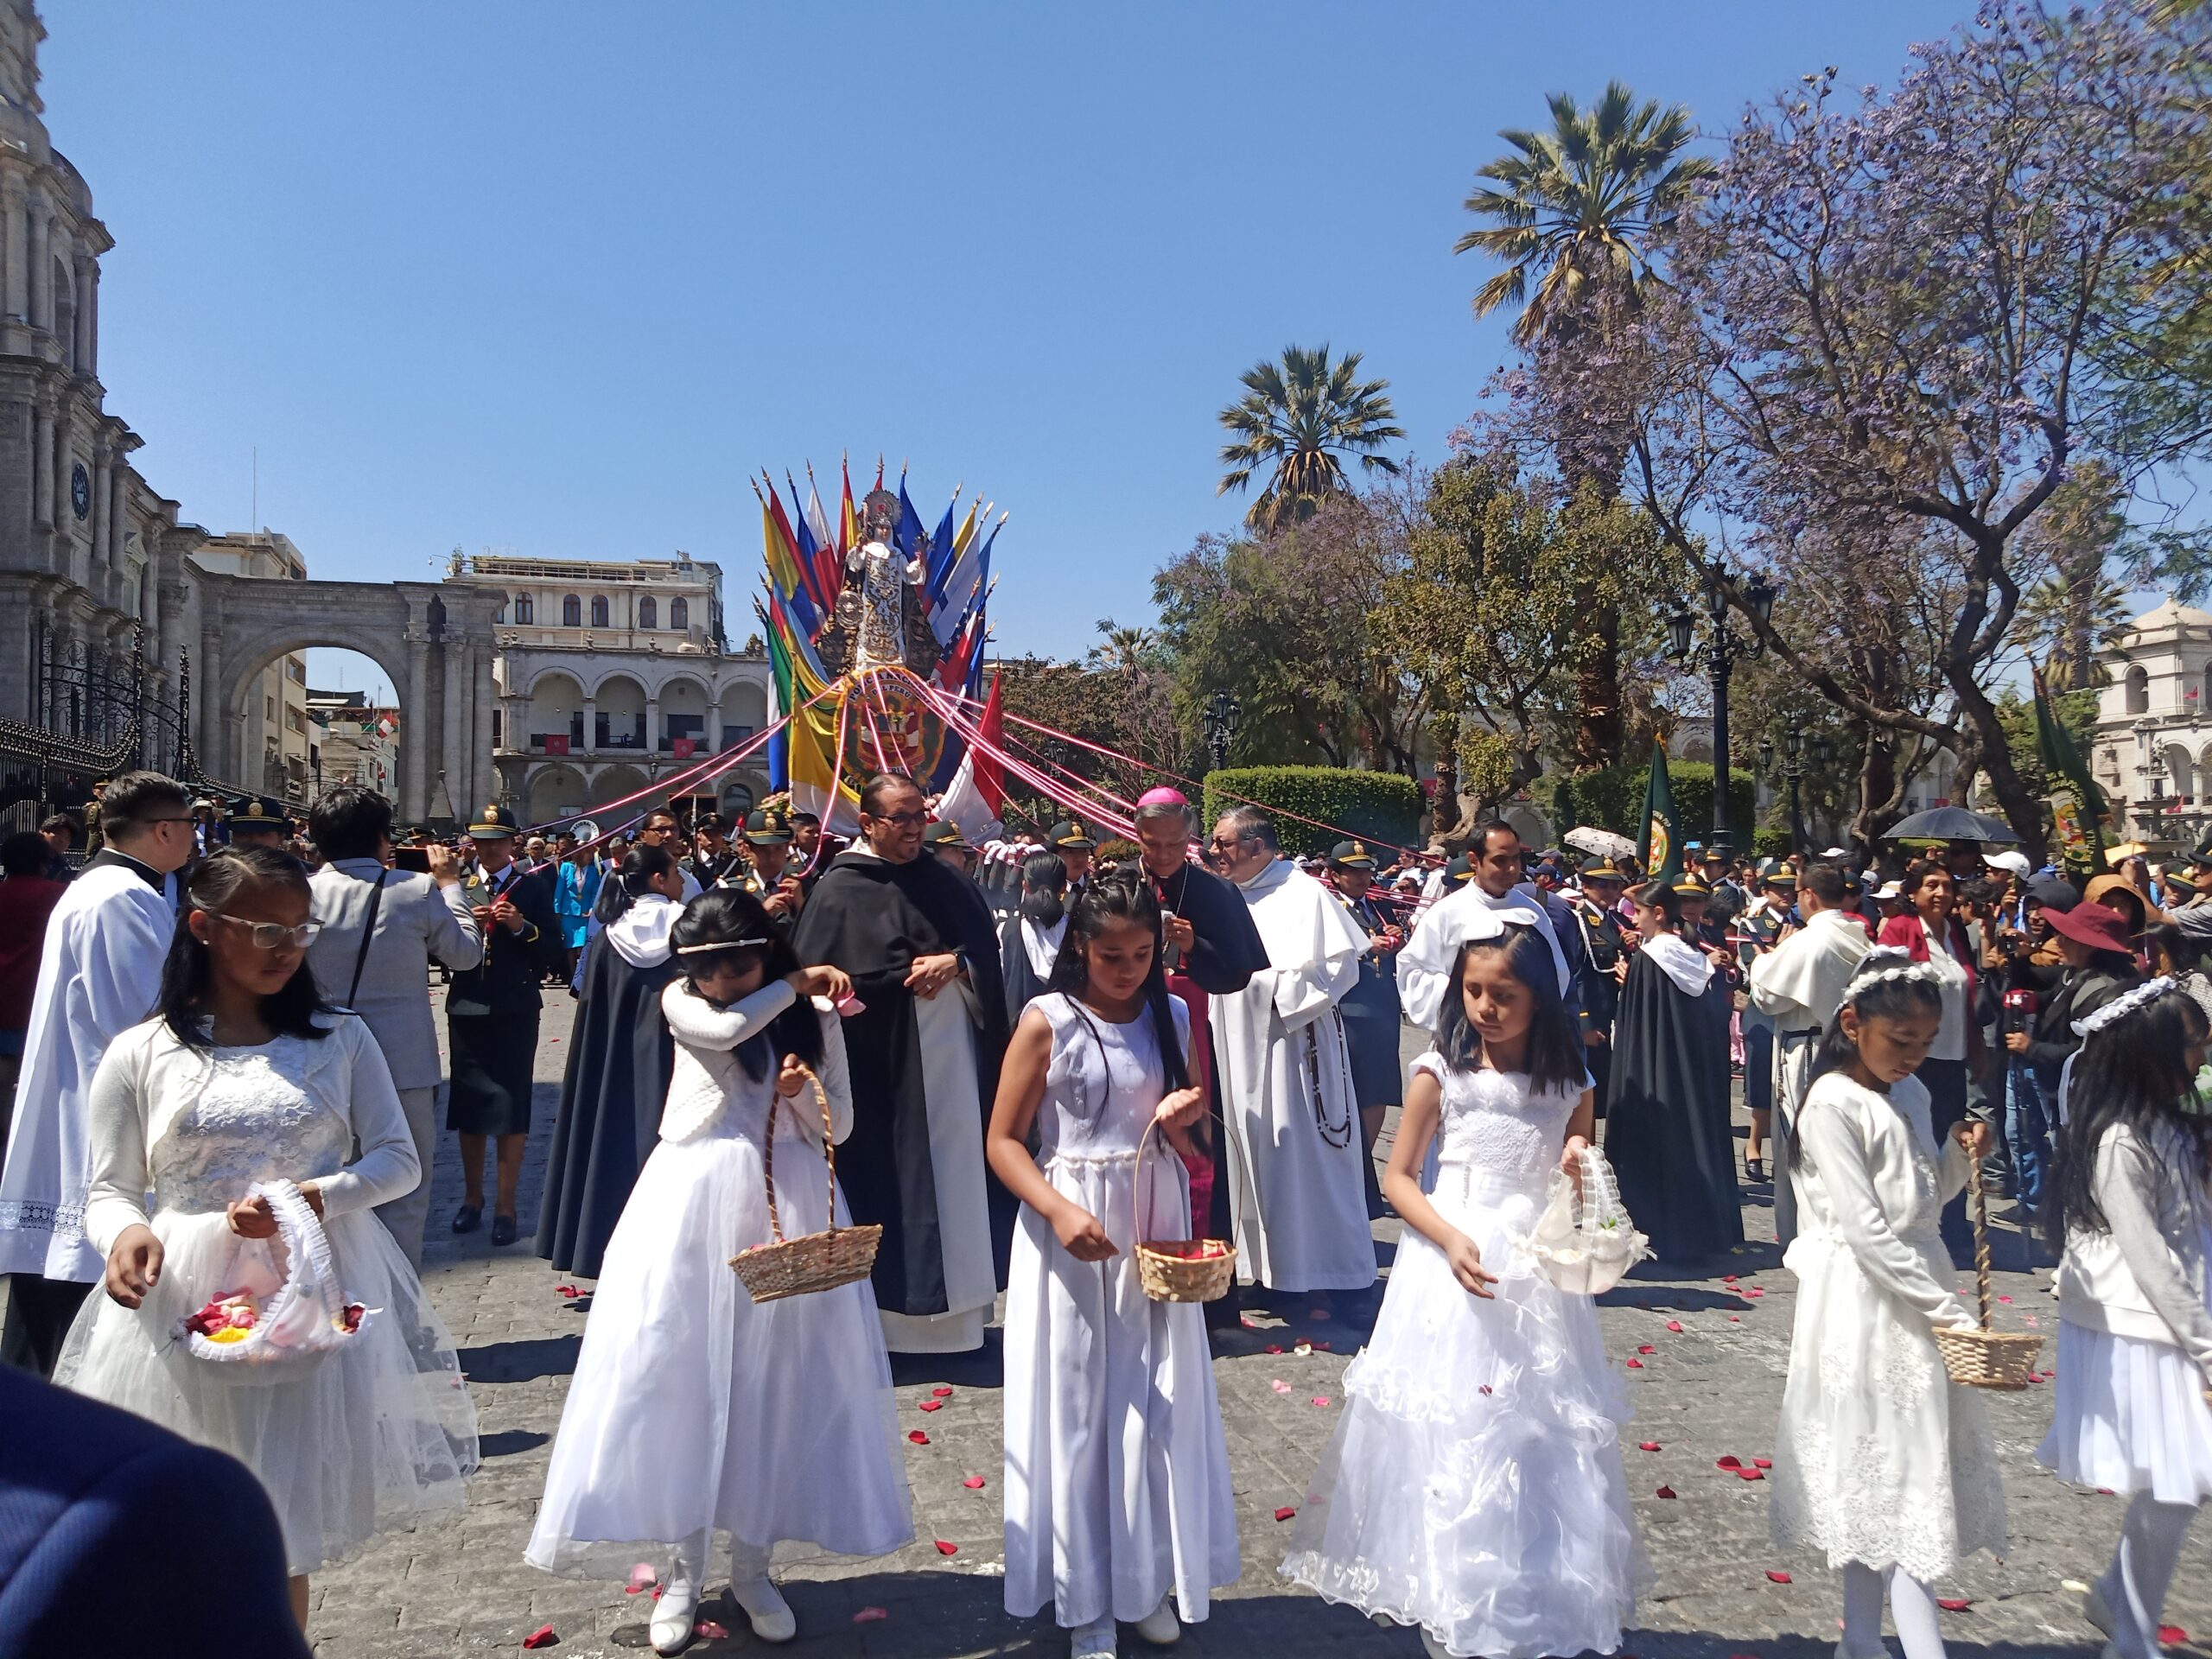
[998,910,1058,1024]
[792,849,1013,1317]
[1603,947,1744,1262]
[534,931,678,1278]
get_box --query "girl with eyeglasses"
[55,846,478,1635]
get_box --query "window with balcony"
[591,595,610,628]
[563,594,582,626]
[671,597,690,631]
[639,596,657,630]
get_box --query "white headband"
[675,937,771,955]
[2070,976,2176,1039]
[1842,946,1947,1004]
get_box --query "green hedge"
[1203,766,1423,858]
[1546,760,1758,851]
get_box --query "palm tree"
[1089,620,1156,672]
[1217,345,1403,534]
[1457,80,1711,768]
[2020,569,2132,691]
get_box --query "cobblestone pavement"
[306,989,2212,1659]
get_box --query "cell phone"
[392,847,430,874]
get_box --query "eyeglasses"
[1205,835,1251,853]
[868,810,928,830]
[209,914,321,950]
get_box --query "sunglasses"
[209,914,321,950]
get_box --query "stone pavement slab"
[301,992,2211,1658]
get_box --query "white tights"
[2101,1494,2201,1659]
[1840,1562,1945,1659]
[667,1531,772,1588]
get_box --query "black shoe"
[491,1214,518,1247]
[1745,1157,1765,1183]
[452,1204,482,1236]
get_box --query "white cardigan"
[658,978,853,1147]
[2056,1118,2212,1375]
[82,1014,416,1257]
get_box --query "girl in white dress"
[527,887,912,1654]
[2036,979,2212,1659]
[58,846,477,1632]
[1282,905,1640,1659]
[988,874,1238,1659]
[1770,949,2003,1659]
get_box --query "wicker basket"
[730,1065,882,1304]
[1936,1154,2043,1391]
[1132,1128,1236,1303]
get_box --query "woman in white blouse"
[56,846,477,1633]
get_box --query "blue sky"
[43,1,1970,691]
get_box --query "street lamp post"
[1759,719,1837,855]
[1203,689,1241,774]
[1667,569,1774,861]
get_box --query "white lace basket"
[174,1179,372,1382]
[1516,1147,1650,1296]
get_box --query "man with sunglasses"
[792,772,1009,1354]
[0,772,196,1376]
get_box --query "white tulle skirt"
[1281,1169,1643,1659]
[2037,1319,2212,1505]
[55,1206,478,1576]
[525,1122,913,1580]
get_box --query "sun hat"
[2042,900,2133,955]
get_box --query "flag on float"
[933,514,998,650]
[935,667,1006,842]
[839,456,859,557]
[804,467,840,602]
[925,490,959,601]
[758,599,791,791]
[894,471,926,560]
[1638,741,1681,885]
[786,471,828,613]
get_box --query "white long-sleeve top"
[2056,1118,2212,1376]
[658,977,854,1147]
[81,1014,416,1255]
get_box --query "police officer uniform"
[225,796,291,850]
[1567,860,1628,1106]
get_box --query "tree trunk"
[1571,601,1624,769]
[1849,725,1904,854]
[1949,672,2048,867]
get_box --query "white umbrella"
[1564,826,1637,861]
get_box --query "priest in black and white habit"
[792,772,1011,1354]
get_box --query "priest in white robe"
[1207,808,1376,1294]
[1398,821,1573,1031]
[1747,860,1871,1247]
[0,772,194,1375]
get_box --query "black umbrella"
[1884,806,2021,844]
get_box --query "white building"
[189,531,312,803]
[2093,596,2212,846]
[457,552,774,825]
[306,687,397,800]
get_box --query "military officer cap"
[1759,859,1799,888]
[1579,858,1628,886]
[1445,854,1478,885]
[467,802,524,840]
[742,806,794,846]
[1673,876,1713,899]
[1048,819,1096,851]
[1328,839,1377,870]
[225,795,289,833]
[920,819,971,850]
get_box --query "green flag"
[2034,666,2108,869]
[1637,741,1681,885]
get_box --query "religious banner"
[1638,742,1681,886]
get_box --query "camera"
[2002,987,2037,1035]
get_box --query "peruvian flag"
[935,670,1005,841]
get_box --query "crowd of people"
[0,766,2206,1659]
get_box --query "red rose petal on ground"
[1625,1358,1643,1369]
[1716,1455,1742,1469]
[626,1563,657,1590]
[1638,1441,1662,1452]
[522,1627,558,1650]
[1655,1485,1677,1499]
[695,1621,729,1641]
[1996,1294,2012,1304]
[2159,1627,2189,1645]
[908,1430,930,1445]
[1743,1287,1765,1297]
[1274,1505,1298,1522]
[933,1540,958,1556]
[1766,1570,1792,1584]
[1753,1458,1772,1469]
[1723,1274,1738,1282]
[1312,1396,1331,1408]
[853,1607,890,1623]
[1638,1344,1657,1355]
[1937,1599,1972,1612]
[1730,1314,1742,1321]
[2098,1487,2116,1495]
[1666,1320,1683,1332]
[932,1385,954,1398]
[918,1400,943,1413]
[962,1476,985,1490]
[1737,1467,1765,1481]
[1272,1380,1293,1394]
[1264,1344,1282,1354]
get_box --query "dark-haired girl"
[537,845,686,1279]
[988,874,1236,1659]
[1604,880,1743,1262]
[2036,981,2212,1659]
[1770,950,2002,1659]
[528,887,909,1654]
[1000,847,1070,1022]
[58,847,477,1630]
[1283,906,1638,1659]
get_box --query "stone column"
[25,188,45,334]
[442,639,467,820]
[29,405,48,527]
[582,694,597,754]
[199,626,226,779]
[404,629,430,823]
[474,646,496,808]
[108,468,125,569]
[71,255,91,373]
[52,410,70,550]
[645,693,661,758]
[87,450,106,582]
[2,172,25,324]
[707,692,723,753]
[83,263,96,378]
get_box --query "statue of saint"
[849,488,930,673]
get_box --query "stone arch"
[591,764,651,811]
[527,763,588,824]
[2125,663,2150,715]
[591,672,647,751]
[717,678,769,732]
[526,671,585,752]
[2164,741,2197,801]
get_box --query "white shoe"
[1134,1594,1179,1646]
[1071,1613,1118,1659]
[729,1576,797,1644]
[650,1570,700,1656]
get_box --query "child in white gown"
[527,888,912,1654]
[1283,904,1640,1659]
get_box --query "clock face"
[69,461,89,521]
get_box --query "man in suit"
[0,1366,311,1656]
[304,785,484,1270]
[446,804,558,1246]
